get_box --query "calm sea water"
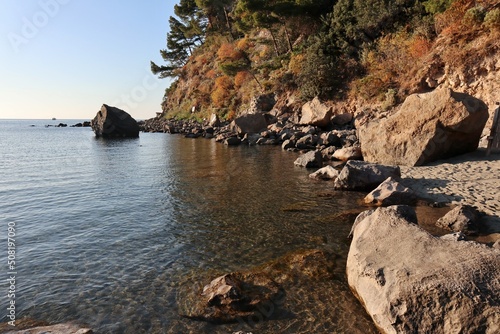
[0,119,376,333]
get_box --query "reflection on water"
[0,121,376,333]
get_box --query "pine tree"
[151,0,207,78]
[196,0,234,34]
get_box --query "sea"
[0,119,377,333]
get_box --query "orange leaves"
[234,71,252,88]
[214,76,233,90]
[211,75,234,108]
[217,43,244,61]
[408,36,432,59]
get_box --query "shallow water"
[0,120,377,333]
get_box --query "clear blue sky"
[0,0,174,120]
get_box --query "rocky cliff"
[155,1,500,144]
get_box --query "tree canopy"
[151,0,207,78]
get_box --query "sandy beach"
[400,149,500,234]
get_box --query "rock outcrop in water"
[347,205,500,334]
[91,104,140,138]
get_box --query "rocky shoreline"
[10,90,500,332]
[139,98,361,168]
[134,90,500,333]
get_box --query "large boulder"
[358,87,489,166]
[333,160,401,191]
[91,104,140,138]
[299,97,333,128]
[230,113,268,135]
[347,206,500,334]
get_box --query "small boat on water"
[52,117,56,120]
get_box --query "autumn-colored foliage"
[408,37,432,59]
[234,71,252,88]
[226,110,237,121]
[211,75,234,108]
[158,0,499,119]
[214,76,233,91]
[288,53,305,76]
[206,69,218,79]
[217,43,244,61]
[236,38,253,51]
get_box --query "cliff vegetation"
[151,0,500,121]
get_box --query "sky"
[0,0,175,120]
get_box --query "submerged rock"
[91,104,139,138]
[178,249,336,325]
[347,206,500,334]
[180,272,282,323]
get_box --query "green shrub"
[382,89,398,110]
[423,0,453,15]
[463,6,486,27]
[484,8,500,30]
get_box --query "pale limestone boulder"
[358,87,488,166]
[364,176,416,206]
[332,146,363,161]
[299,97,333,128]
[309,165,340,180]
[333,161,401,191]
[347,206,500,334]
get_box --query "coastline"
[4,118,498,333]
